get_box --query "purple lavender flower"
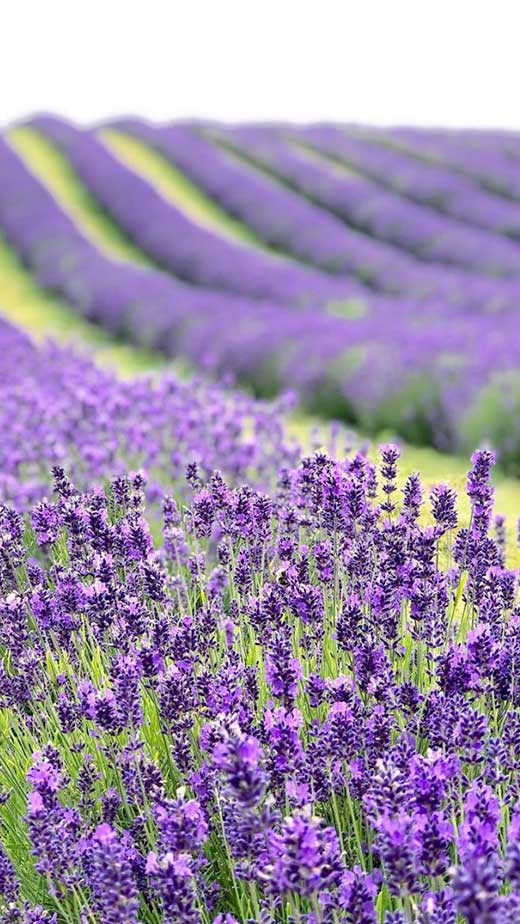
[467,449,496,539]
[338,866,377,923]
[458,784,500,862]
[265,807,344,897]
[265,628,303,706]
[83,823,139,924]
[210,726,266,808]
[0,843,19,902]
[401,472,423,525]
[153,791,208,854]
[380,444,400,516]
[31,501,61,546]
[25,751,82,893]
[146,851,201,924]
[452,856,503,924]
[430,483,458,533]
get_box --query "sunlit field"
[2,117,520,923]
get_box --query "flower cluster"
[0,437,519,923]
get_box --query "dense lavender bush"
[0,318,300,509]
[1,410,520,922]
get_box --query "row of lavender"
[0,132,492,453]
[0,136,366,406]
[344,123,520,200]
[3,119,520,459]
[112,118,520,299]
[24,115,369,307]
[27,114,516,311]
[293,124,520,235]
[0,314,520,922]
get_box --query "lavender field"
[2,117,520,923]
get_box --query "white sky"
[2,0,520,129]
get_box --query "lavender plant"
[0,380,520,922]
